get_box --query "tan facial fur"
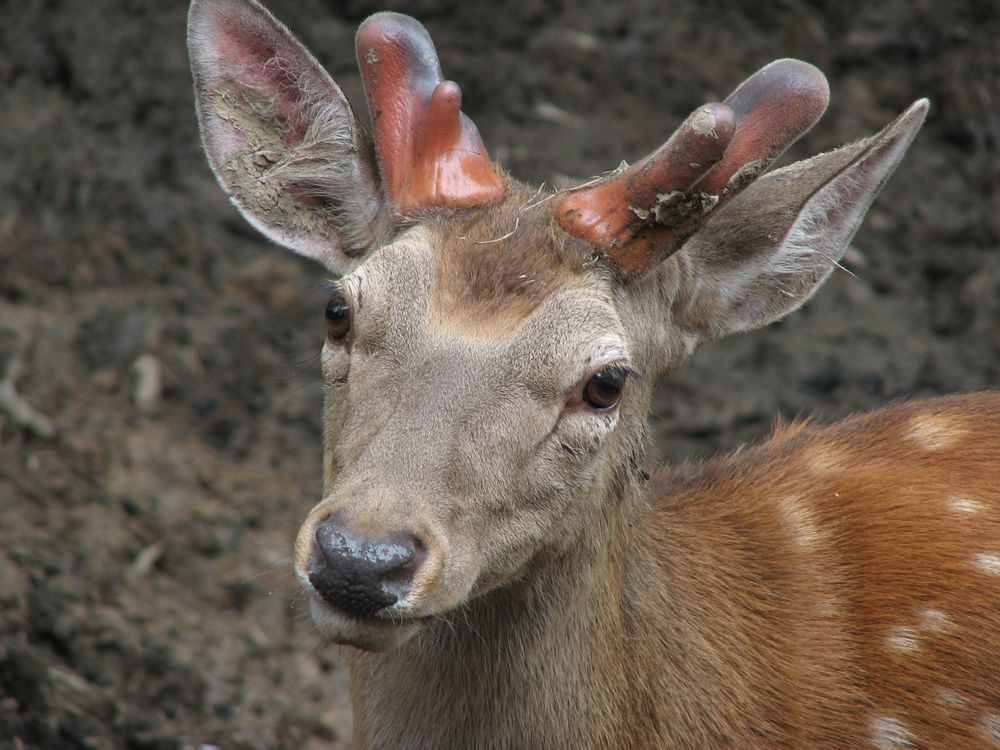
[293,201,653,649]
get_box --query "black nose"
[308,515,423,618]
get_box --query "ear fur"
[188,0,389,272]
[675,99,929,339]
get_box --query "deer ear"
[674,99,928,339]
[188,0,388,272]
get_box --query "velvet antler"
[356,13,506,215]
[555,59,830,274]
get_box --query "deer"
[187,0,1000,747]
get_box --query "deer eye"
[582,367,627,410]
[325,293,352,341]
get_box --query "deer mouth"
[307,591,428,652]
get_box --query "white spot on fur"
[918,608,950,633]
[801,443,849,475]
[780,496,820,548]
[935,687,967,707]
[886,626,920,653]
[982,713,1000,744]
[871,716,914,749]
[974,553,1000,575]
[950,496,985,514]
[905,414,961,451]
[814,597,841,617]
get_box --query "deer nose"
[308,515,425,618]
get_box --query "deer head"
[189,0,927,651]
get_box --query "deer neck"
[346,481,652,749]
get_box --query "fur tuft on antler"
[555,59,830,274]
[356,13,506,215]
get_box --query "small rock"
[133,354,163,413]
[128,542,163,579]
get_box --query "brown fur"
[643,393,1000,748]
[429,183,587,334]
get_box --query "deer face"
[189,0,926,650]
[298,217,645,649]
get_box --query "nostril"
[309,518,427,618]
[381,534,426,587]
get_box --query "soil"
[1,0,997,747]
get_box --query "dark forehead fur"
[428,181,590,329]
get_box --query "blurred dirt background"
[1,0,997,747]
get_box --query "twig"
[0,355,55,439]
[473,215,521,245]
[463,163,627,245]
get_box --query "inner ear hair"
[675,99,928,339]
[188,0,389,271]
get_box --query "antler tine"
[555,59,830,275]
[556,103,736,274]
[356,13,506,215]
[694,59,830,195]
